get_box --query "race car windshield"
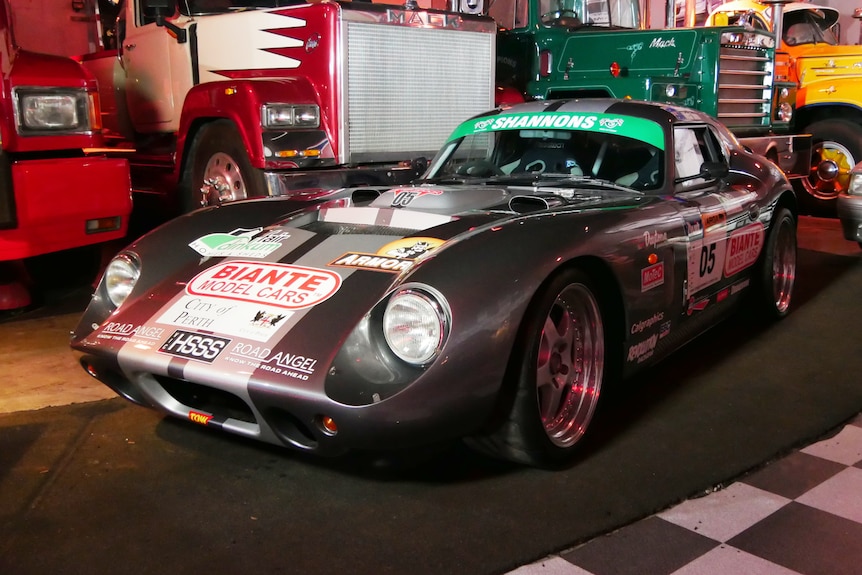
[426,119,664,191]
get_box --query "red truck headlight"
[261,104,320,129]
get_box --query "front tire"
[468,268,607,467]
[179,120,267,213]
[797,119,862,216]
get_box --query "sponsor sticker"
[158,330,231,363]
[641,262,665,292]
[228,342,318,381]
[330,237,443,273]
[96,323,166,346]
[189,411,213,425]
[189,228,289,258]
[724,222,764,277]
[187,261,341,310]
[627,333,658,363]
[631,311,665,335]
[390,188,444,207]
[155,297,295,343]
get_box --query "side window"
[673,125,725,189]
[489,0,529,30]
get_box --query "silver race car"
[71,99,798,467]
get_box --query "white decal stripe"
[319,207,453,230]
[197,11,306,77]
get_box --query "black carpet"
[1,247,861,575]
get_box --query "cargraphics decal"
[186,261,341,310]
[158,330,231,363]
[189,228,290,258]
[330,237,444,273]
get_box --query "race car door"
[671,123,764,322]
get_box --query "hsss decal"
[187,261,341,310]
[158,330,230,363]
[330,237,444,273]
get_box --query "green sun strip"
[448,112,666,151]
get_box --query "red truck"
[78,0,495,214]
[0,0,132,310]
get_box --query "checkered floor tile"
[506,414,862,575]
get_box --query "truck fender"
[176,78,323,173]
[797,78,862,112]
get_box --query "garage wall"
[9,0,103,56]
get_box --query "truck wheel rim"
[203,152,248,204]
[535,283,604,448]
[802,141,855,201]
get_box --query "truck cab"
[0,0,131,310]
[707,1,862,213]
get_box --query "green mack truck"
[487,0,811,194]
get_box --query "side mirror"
[701,161,729,180]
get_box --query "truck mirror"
[449,0,484,15]
[141,0,173,21]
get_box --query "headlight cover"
[383,287,449,366]
[261,104,320,129]
[13,87,92,134]
[848,169,862,196]
[104,253,141,308]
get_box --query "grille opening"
[265,408,319,450]
[154,376,256,424]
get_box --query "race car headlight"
[383,287,449,366]
[104,253,140,308]
[13,87,92,134]
[261,104,320,129]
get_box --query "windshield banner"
[450,111,665,150]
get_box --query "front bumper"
[76,350,497,457]
[837,193,862,244]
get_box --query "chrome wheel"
[536,282,604,448]
[771,213,797,315]
[801,139,855,201]
[201,152,249,205]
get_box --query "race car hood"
[71,182,641,395]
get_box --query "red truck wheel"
[797,119,862,216]
[180,120,267,213]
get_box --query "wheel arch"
[176,78,325,177]
[480,253,628,432]
[794,103,862,132]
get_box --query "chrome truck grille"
[344,21,494,163]
[717,46,772,130]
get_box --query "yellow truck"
[707,1,862,214]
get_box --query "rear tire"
[755,207,797,320]
[179,120,267,213]
[467,268,608,467]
